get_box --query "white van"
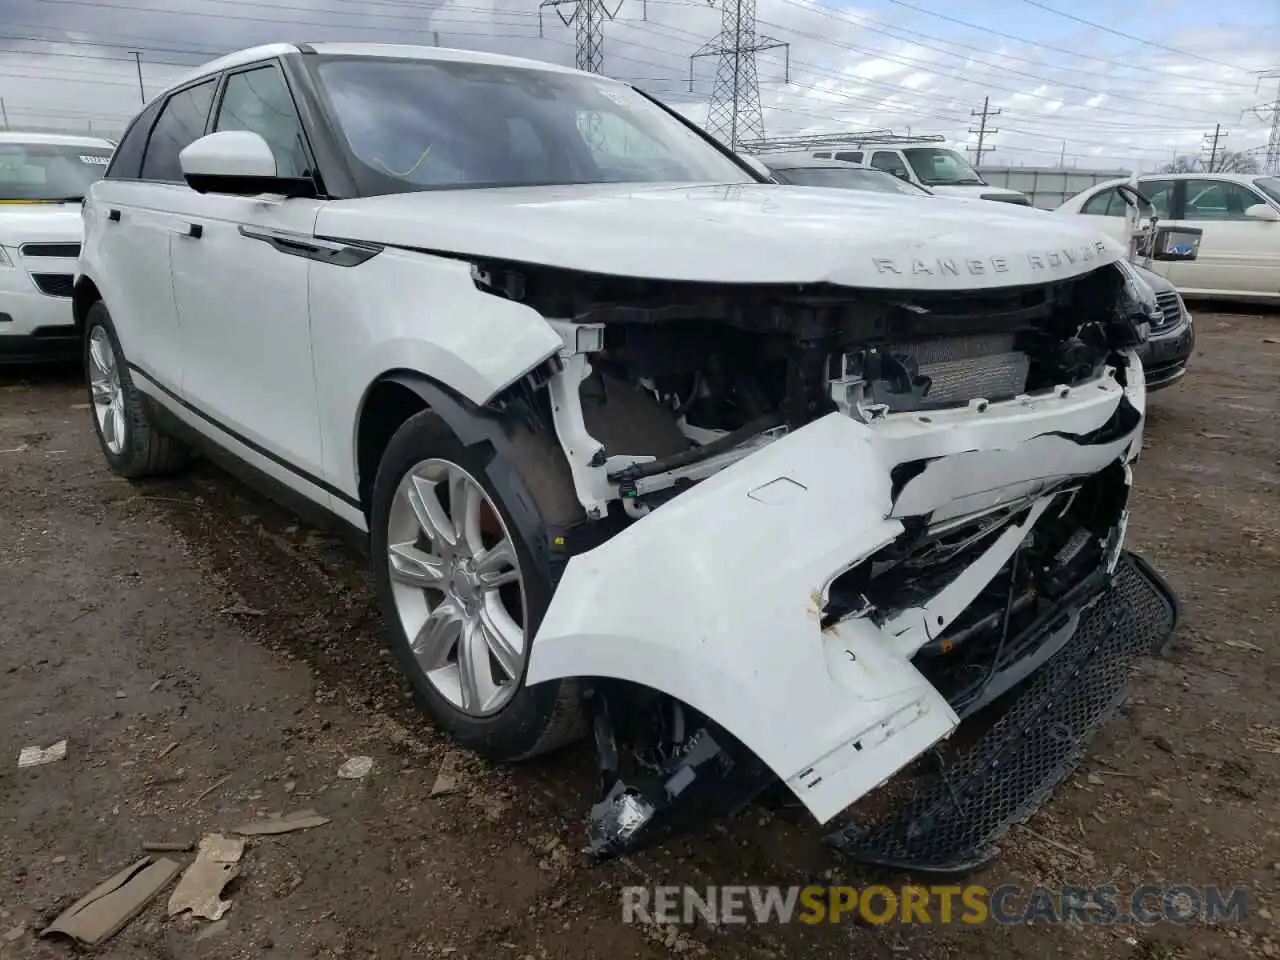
[809,141,1029,205]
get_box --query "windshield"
[310,56,754,193]
[774,165,929,195]
[1255,177,1280,207]
[902,147,985,186]
[0,141,111,201]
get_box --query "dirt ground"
[1,311,1277,960]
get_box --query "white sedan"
[1056,172,1280,303]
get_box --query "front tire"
[84,302,189,478]
[369,410,584,762]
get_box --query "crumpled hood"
[317,181,1125,290]
[0,205,84,246]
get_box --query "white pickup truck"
[74,42,1179,866]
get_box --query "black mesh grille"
[1152,291,1182,330]
[20,242,80,259]
[826,552,1177,872]
[32,273,75,298]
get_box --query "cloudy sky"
[0,0,1275,170]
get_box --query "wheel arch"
[357,366,581,619]
[356,370,467,519]
[72,275,103,335]
[354,367,556,518]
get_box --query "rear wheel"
[369,410,583,761]
[84,302,189,478]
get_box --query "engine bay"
[476,257,1151,521]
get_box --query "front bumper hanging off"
[526,353,1176,865]
[827,551,1178,872]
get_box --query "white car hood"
[317,182,1125,291]
[0,204,84,246]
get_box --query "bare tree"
[1162,151,1260,174]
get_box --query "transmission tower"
[1254,70,1280,174]
[966,96,1001,165]
[538,0,623,73]
[690,0,790,150]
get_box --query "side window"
[834,150,863,164]
[214,66,309,178]
[105,100,162,181]
[1081,187,1124,216]
[812,152,831,159]
[140,79,218,182]
[870,150,909,178]
[1136,179,1174,218]
[1183,179,1266,221]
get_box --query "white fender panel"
[527,355,1146,823]
[306,247,562,501]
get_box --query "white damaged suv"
[76,43,1179,866]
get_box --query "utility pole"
[691,0,790,151]
[1202,122,1225,172]
[538,0,621,74]
[0,97,7,131]
[1059,139,1066,167]
[967,96,1000,165]
[130,51,145,103]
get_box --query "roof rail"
[737,131,948,154]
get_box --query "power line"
[748,14,1228,121]
[766,0,1256,92]
[632,17,1240,129]
[691,0,788,149]
[1014,0,1250,73]
[876,0,1257,78]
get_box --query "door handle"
[184,223,203,239]
[107,209,121,222]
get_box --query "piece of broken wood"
[1223,638,1264,653]
[142,841,194,853]
[231,809,330,836]
[1019,825,1094,864]
[431,751,463,797]
[41,857,181,946]
[167,834,245,921]
[18,740,67,768]
[192,775,230,804]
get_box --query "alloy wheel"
[88,325,126,456]
[385,458,528,717]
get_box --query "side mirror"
[179,131,316,199]
[1244,203,1280,222]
